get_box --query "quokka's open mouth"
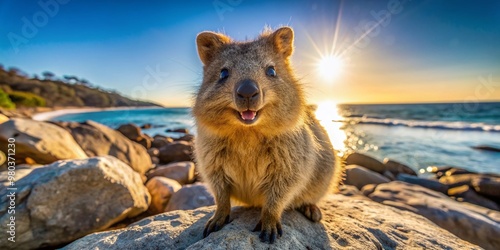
[237,109,259,124]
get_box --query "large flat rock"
[365,181,500,250]
[64,194,479,249]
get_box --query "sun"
[318,55,344,80]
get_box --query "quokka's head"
[193,27,306,136]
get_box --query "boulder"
[345,153,385,174]
[53,121,152,175]
[448,185,499,211]
[383,159,417,176]
[147,161,195,185]
[165,183,215,212]
[0,156,151,249]
[365,181,500,250]
[146,177,182,214]
[159,141,192,163]
[147,147,160,158]
[0,119,87,164]
[396,174,448,194]
[152,135,174,149]
[472,176,500,198]
[116,123,142,141]
[343,165,390,190]
[151,156,160,165]
[64,194,480,250]
[427,166,454,178]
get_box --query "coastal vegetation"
[0,65,158,109]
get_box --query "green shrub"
[0,89,15,109]
[8,91,46,107]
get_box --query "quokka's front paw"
[252,218,283,244]
[203,213,230,238]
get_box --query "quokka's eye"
[266,66,276,77]
[220,68,229,80]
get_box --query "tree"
[63,75,79,84]
[42,71,55,80]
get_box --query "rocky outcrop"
[116,123,153,149]
[64,194,480,250]
[53,121,152,175]
[364,181,500,250]
[0,156,150,249]
[0,118,87,164]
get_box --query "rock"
[141,123,152,129]
[444,167,474,176]
[137,136,152,149]
[64,194,480,250]
[147,161,196,185]
[448,185,500,210]
[472,145,500,153]
[428,166,454,178]
[382,170,396,181]
[165,183,215,211]
[472,176,500,198]
[0,164,43,186]
[0,156,151,249]
[337,185,363,197]
[439,174,477,188]
[0,119,87,164]
[0,150,5,166]
[361,184,377,196]
[345,153,385,174]
[0,114,8,124]
[151,156,160,165]
[146,177,182,214]
[152,135,173,148]
[383,158,417,176]
[166,128,189,133]
[343,165,390,190]
[174,134,195,143]
[159,141,192,164]
[397,173,448,194]
[147,147,160,157]
[53,121,152,175]
[366,181,500,249]
[117,123,142,141]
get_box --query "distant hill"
[0,65,161,109]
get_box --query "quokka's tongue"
[240,110,256,121]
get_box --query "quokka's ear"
[196,32,231,65]
[269,27,294,58]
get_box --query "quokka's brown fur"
[193,27,341,243]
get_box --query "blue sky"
[1,0,499,106]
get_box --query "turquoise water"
[52,102,500,174]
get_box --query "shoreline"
[32,106,163,121]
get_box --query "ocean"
[51,102,500,175]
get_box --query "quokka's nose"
[236,79,259,99]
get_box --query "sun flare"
[318,55,344,81]
[315,101,347,153]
